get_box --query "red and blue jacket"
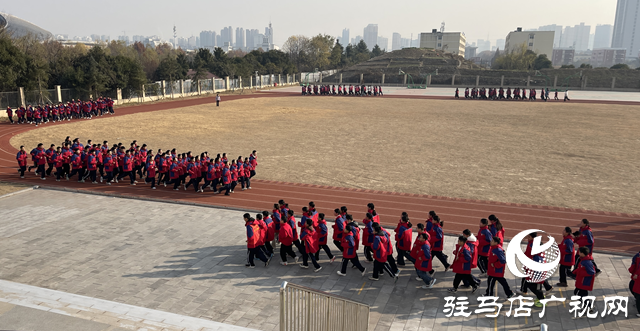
[575,225,594,254]
[264,216,275,242]
[332,215,345,241]
[169,163,179,179]
[490,224,505,247]
[451,244,472,274]
[395,222,412,251]
[123,156,134,172]
[87,155,97,171]
[415,242,433,272]
[629,252,640,294]
[316,219,329,245]
[45,148,55,164]
[300,227,319,254]
[341,234,357,259]
[575,255,596,291]
[362,218,374,247]
[272,209,281,230]
[287,216,298,241]
[222,167,231,184]
[16,151,28,166]
[278,221,293,246]
[372,235,387,263]
[146,160,156,178]
[246,220,261,249]
[477,226,492,256]
[382,228,393,256]
[70,154,82,169]
[428,222,444,251]
[559,234,575,266]
[487,246,506,277]
[104,156,114,172]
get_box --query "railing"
[279,281,369,331]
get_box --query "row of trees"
[491,44,553,70]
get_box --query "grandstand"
[0,12,53,40]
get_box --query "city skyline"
[0,0,614,49]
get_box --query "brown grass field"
[10,97,640,214]
[0,182,29,196]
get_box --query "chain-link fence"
[0,91,21,109]
[214,78,225,90]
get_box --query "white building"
[340,28,349,45]
[504,28,554,57]
[419,29,466,56]
[392,33,402,51]
[377,36,388,51]
[538,24,563,48]
[612,0,640,57]
[363,24,378,51]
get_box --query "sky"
[1,0,616,47]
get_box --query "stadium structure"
[0,12,53,39]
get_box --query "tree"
[533,54,552,70]
[560,64,575,68]
[0,32,27,91]
[579,63,592,69]
[371,44,383,58]
[492,43,537,70]
[308,34,334,70]
[610,63,630,70]
[329,41,343,68]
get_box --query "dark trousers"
[224,183,231,195]
[341,256,365,274]
[186,178,200,191]
[145,176,156,188]
[247,247,268,266]
[478,256,488,274]
[54,167,63,180]
[69,168,83,181]
[265,241,274,254]
[315,244,334,260]
[486,276,513,297]
[453,273,477,289]
[364,246,373,261]
[89,170,97,182]
[105,171,113,183]
[19,165,26,177]
[386,255,399,274]
[46,163,54,176]
[526,282,545,300]
[432,251,450,268]
[119,171,135,184]
[559,265,572,284]
[630,281,640,314]
[280,244,296,262]
[462,274,481,287]
[397,247,415,265]
[293,239,305,255]
[37,164,45,178]
[372,260,395,278]
[302,251,320,269]
[169,178,180,189]
[333,239,343,252]
[63,164,70,177]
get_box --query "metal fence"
[0,91,21,109]
[279,281,369,331]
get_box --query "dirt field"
[10,97,640,214]
[0,182,29,196]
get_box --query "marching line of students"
[302,84,383,96]
[5,98,115,126]
[247,203,626,314]
[455,87,571,101]
[16,138,258,196]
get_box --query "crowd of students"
[302,84,383,96]
[5,98,115,126]
[244,203,631,315]
[455,87,571,101]
[15,137,258,195]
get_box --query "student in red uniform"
[332,208,346,252]
[488,215,505,247]
[337,224,366,277]
[485,237,515,298]
[447,236,479,293]
[628,250,640,317]
[429,215,450,271]
[460,229,481,288]
[279,214,298,265]
[222,161,232,195]
[87,150,98,183]
[249,150,257,178]
[556,226,575,287]
[6,107,13,124]
[244,214,271,268]
[286,210,305,254]
[35,144,48,179]
[16,146,28,178]
[574,219,600,275]
[255,213,271,258]
[103,150,115,185]
[300,219,322,272]
[395,214,414,266]
[477,218,492,276]
[574,246,597,314]
[370,227,392,280]
[314,213,335,262]
[414,233,437,288]
[262,211,276,255]
[362,213,376,262]
[52,147,64,181]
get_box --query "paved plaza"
[0,188,637,331]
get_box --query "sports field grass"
[0,181,29,196]
[10,97,640,214]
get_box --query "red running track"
[0,92,638,255]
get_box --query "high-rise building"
[220,26,233,48]
[552,48,575,66]
[377,36,388,51]
[477,39,491,52]
[560,23,591,51]
[504,28,554,57]
[188,36,197,49]
[613,0,640,57]
[132,35,144,43]
[538,24,563,48]
[244,29,260,51]
[392,33,402,51]
[594,24,613,49]
[351,35,363,46]
[340,28,349,45]
[419,29,466,56]
[363,24,378,51]
[591,48,626,67]
[199,31,216,48]
[400,37,412,48]
[117,35,130,45]
[236,27,245,50]
[495,39,505,50]
[265,22,273,46]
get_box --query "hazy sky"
[1,0,616,46]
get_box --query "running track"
[0,92,638,255]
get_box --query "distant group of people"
[455,87,571,101]
[5,98,115,126]
[302,84,383,96]
[16,137,258,196]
